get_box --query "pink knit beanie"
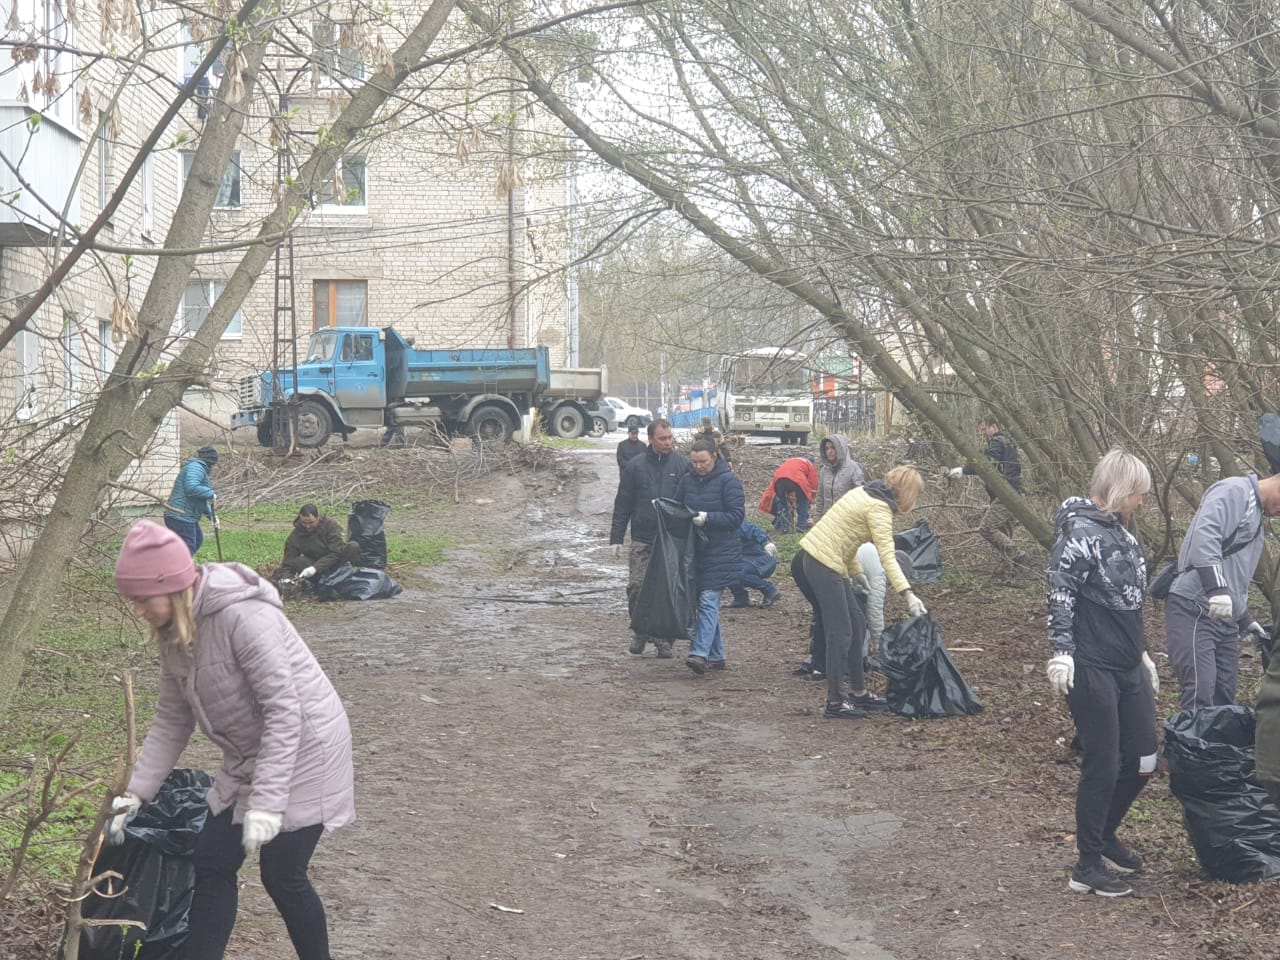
[115,521,197,598]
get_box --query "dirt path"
[222,445,1266,960]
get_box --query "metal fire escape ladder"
[269,131,300,455]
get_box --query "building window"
[313,20,366,84]
[321,154,366,208]
[97,318,113,379]
[140,154,154,237]
[179,281,244,339]
[181,149,241,209]
[96,113,113,211]
[313,280,367,328]
[62,314,83,412]
[14,329,39,421]
[179,21,226,85]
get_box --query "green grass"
[537,436,592,450]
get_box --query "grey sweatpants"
[1164,592,1241,710]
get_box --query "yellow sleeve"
[870,503,911,594]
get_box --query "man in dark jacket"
[282,504,361,580]
[610,419,690,657]
[948,415,1031,570]
[678,439,746,673]
[615,424,646,471]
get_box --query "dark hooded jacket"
[963,431,1023,499]
[1046,497,1148,670]
[815,435,865,521]
[677,458,746,591]
[616,436,647,470]
[610,446,691,545]
[282,514,357,576]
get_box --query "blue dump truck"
[232,326,608,448]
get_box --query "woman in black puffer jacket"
[678,439,745,674]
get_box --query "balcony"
[0,104,83,246]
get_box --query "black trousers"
[1066,662,1157,863]
[188,807,330,960]
[791,552,824,669]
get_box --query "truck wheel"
[549,404,586,438]
[294,399,333,448]
[256,420,273,448]
[588,416,607,439]
[469,405,515,443]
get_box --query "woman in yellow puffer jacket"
[797,465,928,719]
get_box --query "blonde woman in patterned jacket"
[107,520,354,960]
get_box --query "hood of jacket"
[862,479,898,512]
[1053,496,1119,532]
[193,562,283,618]
[820,435,850,471]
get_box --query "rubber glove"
[1046,653,1075,695]
[1141,651,1159,695]
[904,591,927,618]
[106,793,141,846]
[1207,594,1234,620]
[851,573,872,595]
[242,810,283,855]
[691,512,708,526]
[298,566,317,579]
[764,542,777,558]
[947,467,964,479]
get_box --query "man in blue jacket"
[610,419,690,658]
[728,520,780,608]
[679,439,745,673]
[164,445,219,555]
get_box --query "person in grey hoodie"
[814,434,865,522]
[107,521,354,960]
[1164,472,1280,710]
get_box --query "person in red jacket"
[758,457,819,532]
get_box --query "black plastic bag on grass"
[880,614,983,718]
[630,498,697,640]
[893,519,942,583]
[68,768,213,960]
[315,562,402,601]
[1164,706,1280,883]
[348,499,391,569]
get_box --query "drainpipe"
[506,119,517,349]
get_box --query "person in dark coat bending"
[610,419,690,658]
[615,424,647,472]
[678,439,745,673]
[281,504,360,581]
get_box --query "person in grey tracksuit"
[1165,473,1279,710]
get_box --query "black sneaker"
[1068,861,1132,897]
[654,641,673,659]
[628,635,647,655]
[761,590,780,608]
[685,655,707,675]
[1101,839,1143,875]
[824,700,868,719]
[850,692,890,713]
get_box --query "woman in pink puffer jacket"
[109,520,354,960]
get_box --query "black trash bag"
[314,562,402,601]
[68,768,213,960]
[894,519,943,584]
[348,499,391,569]
[630,498,697,640]
[1163,706,1280,883]
[880,614,983,718]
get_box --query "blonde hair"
[153,585,197,653]
[885,465,925,513]
[1089,448,1151,514]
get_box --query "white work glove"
[1207,594,1234,620]
[298,565,317,579]
[851,573,872,595]
[212,516,221,531]
[947,467,964,479]
[106,793,141,846]
[904,591,927,618]
[1047,653,1075,696]
[1141,651,1159,695]
[612,544,622,559]
[691,512,707,526]
[241,809,283,855]
[764,542,777,558]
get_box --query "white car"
[604,397,653,430]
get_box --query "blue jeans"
[165,515,203,556]
[691,589,725,661]
[731,571,778,604]
[771,478,810,532]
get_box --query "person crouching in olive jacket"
[107,521,354,960]
[678,439,746,674]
